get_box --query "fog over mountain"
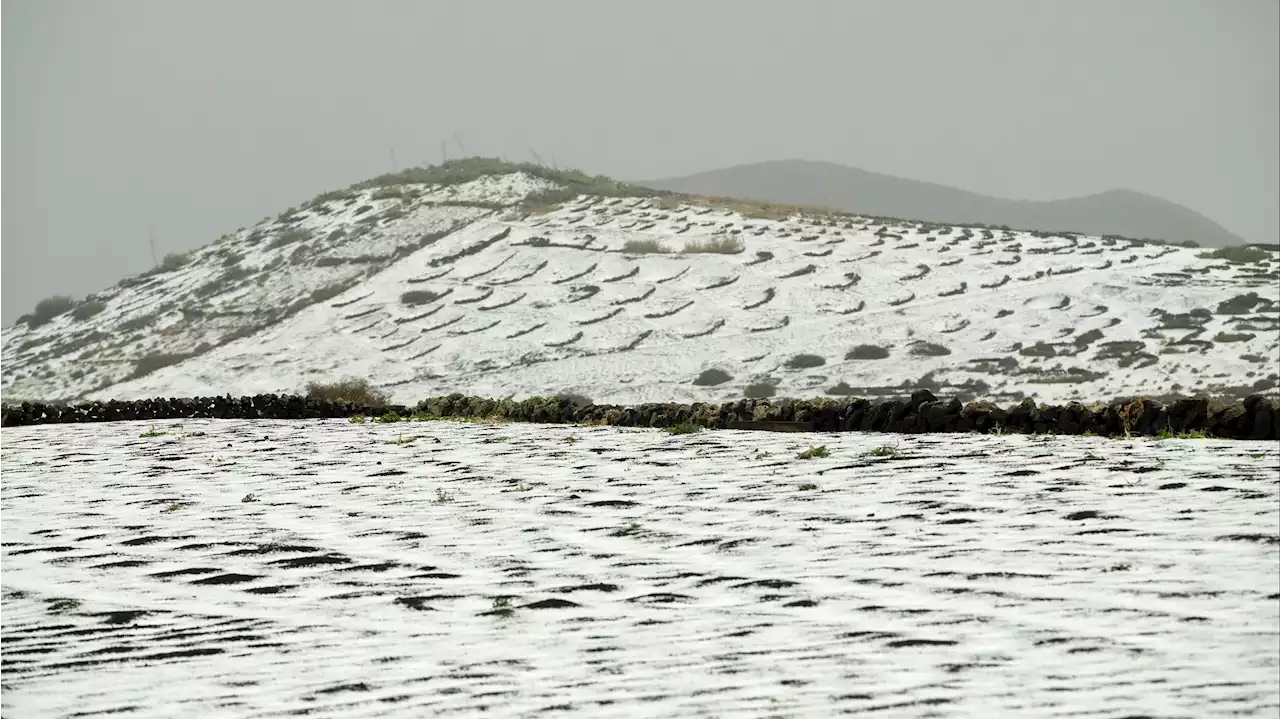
[636,160,1250,248]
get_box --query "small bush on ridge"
[305,378,391,406]
[22,295,76,328]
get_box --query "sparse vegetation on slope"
[345,157,666,214]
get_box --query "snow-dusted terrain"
[2,419,1278,717]
[3,165,1279,406]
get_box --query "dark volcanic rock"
[1,391,1274,440]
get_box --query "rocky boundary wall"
[2,390,1277,440]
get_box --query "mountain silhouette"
[634,160,1246,248]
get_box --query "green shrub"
[796,445,829,459]
[304,378,391,406]
[744,382,777,398]
[846,344,890,360]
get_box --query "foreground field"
[2,419,1278,718]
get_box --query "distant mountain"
[634,160,1247,248]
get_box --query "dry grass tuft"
[623,239,669,254]
[683,236,745,254]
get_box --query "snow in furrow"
[3,419,1277,717]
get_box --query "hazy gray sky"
[3,0,1276,324]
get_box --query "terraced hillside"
[3,160,1279,406]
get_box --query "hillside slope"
[3,159,1278,407]
[636,160,1248,249]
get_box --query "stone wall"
[1,390,1276,440]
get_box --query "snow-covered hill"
[4,160,1279,406]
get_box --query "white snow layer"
[2,418,1278,717]
[3,176,1278,406]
